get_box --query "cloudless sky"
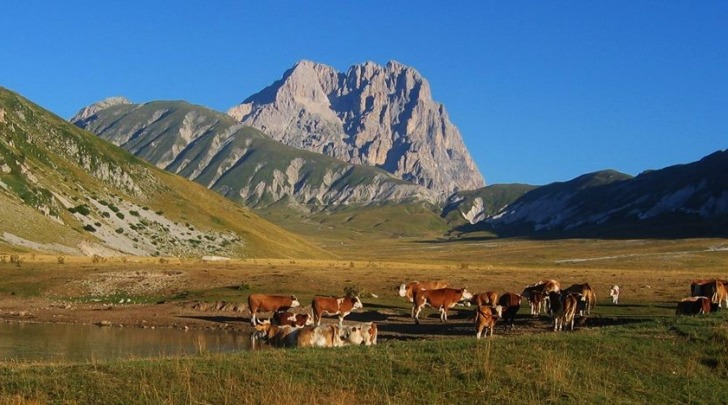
[1,2,726,186]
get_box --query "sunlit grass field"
[1,236,728,403]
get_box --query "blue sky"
[2,2,726,186]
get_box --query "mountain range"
[3,58,727,259]
[0,87,326,258]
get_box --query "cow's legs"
[412,304,425,324]
[439,307,448,322]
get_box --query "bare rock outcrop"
[228,60,485,195]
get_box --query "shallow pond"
[0,322,251,362]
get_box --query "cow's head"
[290,295,301,308]
[352,296,364,310]
[341,325,364,345]
[397,284,408,297]
[461,288,474,302]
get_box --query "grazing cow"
[398,281,449,302]
[312,296,363,326]
[411,288,474,324]
[691,280,728,308]
[272,311,314,328]
[609,285,620,304]
[473,291,499,307]
[676,296,712,315]
[496,292,522,329]
[341,322,378,346]
[527,279,561,293]
[548,291,579,331]
[564,283,597,315]
[296,324,345,348]
[475,305,499,339]
[247,294,300,326]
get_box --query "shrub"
[83,224,96,232]
[57,256,65,264]
[344,284,364,298]
[116,212,125,219]
[69,204,91,216]
[129,210,140,217]
[115,228,124,234]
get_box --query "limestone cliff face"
[228,60,485,195]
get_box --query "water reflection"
[0,323,251,362]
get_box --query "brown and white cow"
[475,305,499,339]
[295,324,345,348]
[411,288,474,324]
[247,294,301,326]
[548,291,579,332]
[496,292,522,329]
[521,286,548,316]
[398,281,449,302]
[251,322,298,348]
[341,322,378,346]
[473,291,499,307]
[272,311,314,328]
[564,283,596,315]
[690,279,728,308]
[676,296,712,315]
[311,295,363,326]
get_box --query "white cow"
[609,285,620,304]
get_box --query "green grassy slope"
[0,87,328,259]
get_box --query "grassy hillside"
[0,87,327,259]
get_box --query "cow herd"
[246,276,726,349]
[676,279,728,315]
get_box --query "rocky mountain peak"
[227,60,485,195]
[71,96,131,123]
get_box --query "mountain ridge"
[0,87,327,258]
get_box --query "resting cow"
[496,292,522,329]
[312,295,363,326]
[398,281,449,302]
[341,322,378,346]
[296,324,345,348]
[475,305,499,339]
[247,294,300,326]
[564,283,596,315]
[676,296,711,315]
[412,288,473,324]
[548,291,579,331]
[251,322,298,348]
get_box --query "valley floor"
[1,237,727,340]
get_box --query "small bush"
[101,212,111,218]
[129,210,140,217]
[57,256,65,264]
[116,212,125,219]
[344,284,364,298]
[69,204,91,216]
[9,254,20,264]
[239,282,252,291]
[115,228,124,234]
[83,224,96,232]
